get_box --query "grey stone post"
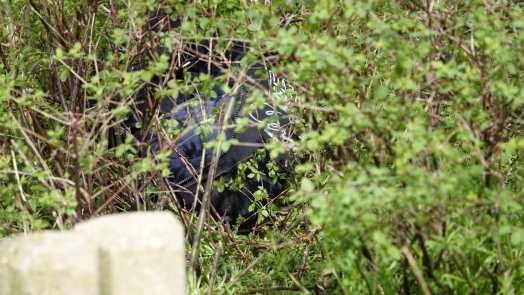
[75,212,185,295]
[0,212,185,295]
[0,232,98,295]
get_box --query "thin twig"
[401,245,432,295]
[207,242,223,295]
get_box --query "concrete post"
[0,212,185,295]
[75,212,186,295]
[0,232,98,295]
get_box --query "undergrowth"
[2,0,524,294]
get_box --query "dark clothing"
[130,44,293,229]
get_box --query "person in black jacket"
[127,12,295,231]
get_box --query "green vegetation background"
[1,0,524,293]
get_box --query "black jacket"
[130,43,293,229]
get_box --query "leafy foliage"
[1,0,524,294]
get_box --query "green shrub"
[289,1,524,293]
[2,0,524,293]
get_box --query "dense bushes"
[1,0,524,293]
[291,1,524,293]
